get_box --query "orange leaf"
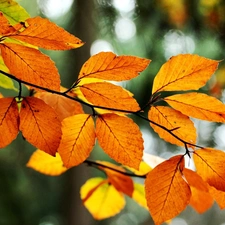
[165,92,225,122]
[149,106,196,146]
[96,113,144,169]
[0,43,60,91]
[183,168,214,213]
[80,177,125,220]
[35,91,83,121]
[152,54,219,94]
[0,97,19,148]
[79,82,140,112]
[58,114,95,168]
[9,16,84,50]
[19,97,62,156]
[26,149,67,176]
[0,12,16,35]
[194,148,225,191]
[208,185,225,209]
[78,51,150,81]
[97,161,134,197]
[145,155,191,225]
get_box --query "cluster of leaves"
[1,1,225,224]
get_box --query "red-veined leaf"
[9,16,84,50]
[78,51,150,81]
[165,92,225,122]
[148,106,196,146]
[79,82,140,112]
[58,114,95,168]
[19,97,62,156]
[0,43,60,91]
[0,97,19,148]
[152,54,219,94]
[145,155,191,225]
[96,113,144,169]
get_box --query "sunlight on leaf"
[183,168,214,213]
[194,148,225,191]
[145,155,191,225]
[10,16,84,50]
[142,152,165,168]
[79,82,140,112]
[165,92,225,122]
[27,149,67,176]
[0,0,30,25]
[0,97,19,148]
[19,97,62,156]
[80,177,125,220]
[149,106,196,146]
[96,113,144,169]
[152,54,219,94]
[132,183,148,209]
[58,114,95,168]
[78,51,150,81]
[126,161,152,176]
[0,43,61,91]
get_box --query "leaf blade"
[96,113,144,169]
[78,52,150,81]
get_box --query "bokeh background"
[1,0,225,224]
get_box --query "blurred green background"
[1,0,225,224]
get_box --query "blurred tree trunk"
[62,0,96,225]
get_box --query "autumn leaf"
[194,148,225,191]
[97,161,134,197]
[96,113,144,169]
[78,51,150,81]
[142,152,165,168]
[80,177,125,220]
[183,168,214,213]
[35,91,84,121]
[58,114,95,168]
[0,43,61,91]
[79,82,140,112]
[152,54,219,94]
[145,155,191,225]
[0,12,17,35]
[149,106,196,146]
[208,186,225,209]
[0,97,19,148]
[19,97,62,156]
[9,17,84,50]
[126,161,152,176]
[27,149,67,176]
[0,0,30,25]
[165,92,225,122]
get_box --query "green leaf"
[0,0,30,25]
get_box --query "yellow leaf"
[208,185,225,209]
[58,114,95,168]
[126,161,152,176]
[96,113,144,169]
[194,148,225,191]
[10,17,84,50]
[183,168,213,213]
[79,82,140,112]
[35,90,84,121]
[145,155,191,225]
[19,97,62,156]
[78,51,150,81]
[152,54,219,94]
[0,43,61,91]
[149,106,196,146]
[80,177,125,220]
[165,92,225,122]
[132,183,148,209]
[97,161,134,197]
[0,97,19,148]
[27,149,67,176]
